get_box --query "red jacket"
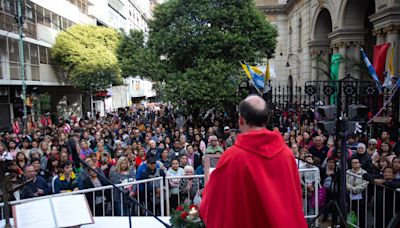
[200,128,307,228]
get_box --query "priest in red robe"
[200,95,307,228]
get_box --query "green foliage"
[118,0,277,113]
[117,30,163,79]
[51,25,122,91]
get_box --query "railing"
[0,169,321,221]
[299,167,320,221]
[345,171,400,228]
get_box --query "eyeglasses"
[368,143,376,146]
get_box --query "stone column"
[345,41,363,80]
[374,29,386,44]
[310,51,318,81]
[338,42,347,79]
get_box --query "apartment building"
[0,0,161,128]
[0,0,94,129]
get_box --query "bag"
[347,211,358,227]
[311,186,327,208]
[193,190,202,207]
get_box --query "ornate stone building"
[256,0,400,88]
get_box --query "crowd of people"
[0,104,237,217]
[1,101,400,226]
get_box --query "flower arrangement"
[170,204,205,228]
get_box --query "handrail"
[0,176,164,207]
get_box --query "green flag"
[330,53,342,104]
[330,53,342,81]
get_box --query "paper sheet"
[13,198,56,228]
[51,194,94,227]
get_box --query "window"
[30,44,38,64]
[51,12,59,30]
[62,17,68,29]
[298,18,302,50]
[39,46,47,64]
[288,26,292,53]
[8,38,19,62]
[25,2,34,22]
[36,5,44,25]
[4,0,15,15]
[44,8,51,27]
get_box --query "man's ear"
[239,115,244,126]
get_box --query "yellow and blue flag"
[246,64,264,89]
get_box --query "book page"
[13,198,56,228]
[51,194,94,228]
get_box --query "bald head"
[244,95,267,111]
[238,95,269,127]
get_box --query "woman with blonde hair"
[110,156,135,216]
[38,141,51,170]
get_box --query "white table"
[1,216,171,228]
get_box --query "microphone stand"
[78,157,171,228]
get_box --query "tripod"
[296,146,349,227]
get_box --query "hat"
[147,156,157,164]
[224,126,230,131]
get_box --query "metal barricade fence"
[164,175,204,216]
[0,177,164,218]
[346,171,400,228]
[0,169,325,221]
[298,167,320,221]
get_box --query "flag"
[265,59,270,81]
[383,43,395,88]
[388,43,395,77]
[240,63,251,80]
[360,48,383,93]
[246,64,264,89]
[373,43,390,82]
[250,66,263,75]
[330,53,341,81]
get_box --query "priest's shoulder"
[221,145,247,160]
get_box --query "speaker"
[317,105,337,120]
[348,104,368,121]
[317,120,336,135]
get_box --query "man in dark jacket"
[138,156,165,215]
[21,164,51,199]
[349,143,373,173]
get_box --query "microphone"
[67,138,81,169]
[78,156,171,228]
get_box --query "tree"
[118,0,277,114]
[51,25,122,91]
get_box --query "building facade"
[257,0,400,88]
[0,0,159,128]
[0,0,94,129]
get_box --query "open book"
[12,194,94,228]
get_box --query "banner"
[373,43,390,82]
[330,53,342,81]
[329,53,342,104]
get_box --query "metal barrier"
[346,171,400,228]
[164,175,204,216]
[0,170,322,221]
[299,167,321,221]
[0,177,165,218]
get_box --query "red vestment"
[200,128,307,228]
